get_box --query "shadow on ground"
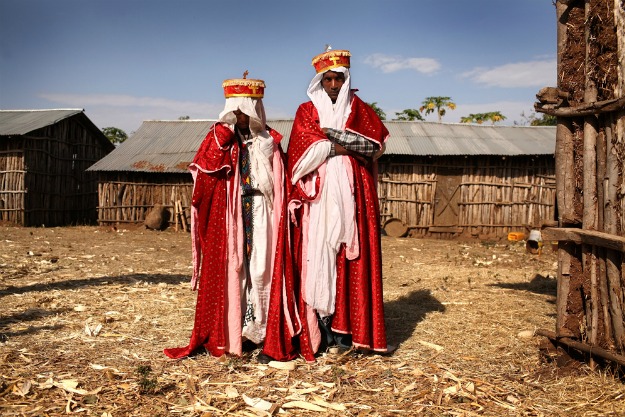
[490,273,557,297]
[384,289,445,348]
[0,273,189,340]
[0,273,190,299]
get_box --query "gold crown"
[222,71,265,98]
[312,49,351,73]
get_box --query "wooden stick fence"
[378,156,556,239]
[0,116,110,226]
[95,175,192,227]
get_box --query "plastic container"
[526,230,543,254]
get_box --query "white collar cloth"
[307,67,352,130]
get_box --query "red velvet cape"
[164,123,284,359]
[262,95,389,362]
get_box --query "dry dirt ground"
[1,225,624,416]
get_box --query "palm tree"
[419,96,456,123]
[394,109,424,121]
[460,112,506,125]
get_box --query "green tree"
[460,111,506,125]
[514,111,557,126]
[394,109,424,121]
[367,102,386,120]
[102,127,128,144]
[419,96,456,123]
[530,114,556,126]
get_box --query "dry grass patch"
[1,226,624,416]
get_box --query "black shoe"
[256,352,273,364]
[242,340,258,353]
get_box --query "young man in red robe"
[262,48,391,362]
[164,74,287,359]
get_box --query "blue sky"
[0,0,556,134]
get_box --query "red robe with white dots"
[164,122,285,359]
[262,95,389,362]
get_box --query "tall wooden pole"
[555,0,574,336]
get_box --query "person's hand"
[334,143,369,165]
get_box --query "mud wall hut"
[535,0,625,368]
[0,109,114,226]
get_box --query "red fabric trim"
[263,96,388,361]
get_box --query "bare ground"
[1,225,624,416]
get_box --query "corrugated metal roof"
[382,121,555,156]
[0,109,84,135]
[277,120,555,156]
[87,120,215,173]
[88,119,556,173]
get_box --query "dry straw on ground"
[1,226,624,416]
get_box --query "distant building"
[88,119,555,239]
[0,109,115,226]
[87,120,214,227]
[373,122,556,239]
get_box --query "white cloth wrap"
[218,96,266,134]
[240,187,273,343]
[209,95,276,347]
[304,157,356,317]
[296,66,359,318]
[307,67,352,130]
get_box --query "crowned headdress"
[222,71,265,98]
[311,48,351,73]
[218,71,267,134]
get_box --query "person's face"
[233,109,250,130]
[321,71,345,103]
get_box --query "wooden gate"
[431,167,463,235]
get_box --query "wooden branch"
[535,328,625,367]
[556,119,575,224]
[542,227,625,252]
[536,87,570,105]
[534,97,625,117]
[607,251,625,349]
[556,244,572,333]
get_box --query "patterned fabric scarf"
[238,133,254,260]
[237,130,256,327]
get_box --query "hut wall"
[21,117,111,226]
[96,173,192,226]
[0,137,26,225]
[536,0,625,365]
[378,157,436,233]
[378,155,556,239]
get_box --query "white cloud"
[39,93,220,114]
[461,59,556,88]
[364,53,441,74]
[38,93,224,133]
